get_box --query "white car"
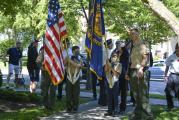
[149,60,166,80]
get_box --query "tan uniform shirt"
[130,41,148,69]
[66,56,82,84]
[106,62,122,88]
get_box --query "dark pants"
[98,67,107,105]
[128,78,135,104]
[107,81,119,113]
[144,68,151,92]
[27,64,40,82]
[119,71,127,111]
[98,80,107,105]
[165,74,179,108]
[41,70,56,109]
[57,72,66,100]
[66,79,80,111]
[130,89,135,103]
[91,72,97,99]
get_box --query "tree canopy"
[0,0,179,45]
[141,0,179,43]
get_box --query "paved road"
[150,81,165,95]
[1,67,166,96]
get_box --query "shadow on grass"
[0,97,89,120]
[152,105,179,120]
[121,105,179,120]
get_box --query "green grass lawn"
[0,97,89,120]
[149,94,166,99]
[152,106,179,120]
[121,105,179,120]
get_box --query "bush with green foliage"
[0,89,42,103]
[0,39,15,60]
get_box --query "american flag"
[44,0,67,85]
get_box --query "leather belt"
[171,73,179,76]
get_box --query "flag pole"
[84,0,93,89]
[102,2,113,87]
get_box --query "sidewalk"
[41,100,132,120]
[41,91,179,120]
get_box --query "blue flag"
[85,0,105,80]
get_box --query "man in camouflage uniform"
[128,28,153,120]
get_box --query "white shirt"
[103,46,113,66]
[165,54,179,74]
[63,48,73,59]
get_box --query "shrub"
[28,93,42,103]
[0,89,41,103]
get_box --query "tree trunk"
[141,0,179,44]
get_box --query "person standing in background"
[6,41,22,88]
[57,38,73,100]
[27,39,40,93]
[98,39,113,105]
[164,43,179,111]
[117,42,130,114]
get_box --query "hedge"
[0,89,42,103]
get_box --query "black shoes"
[72,109,78,113]
[98,99,107,106]
[57,95,62,101]
[93,96,97,100]
[66,109,72,113]
[104,111,119,117]
[104,112,113,116]
[119,110,125,114]
[45,106,53,110]
[66,108,78,113]
[165,106,174,112]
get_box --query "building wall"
[152,36,178,60]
